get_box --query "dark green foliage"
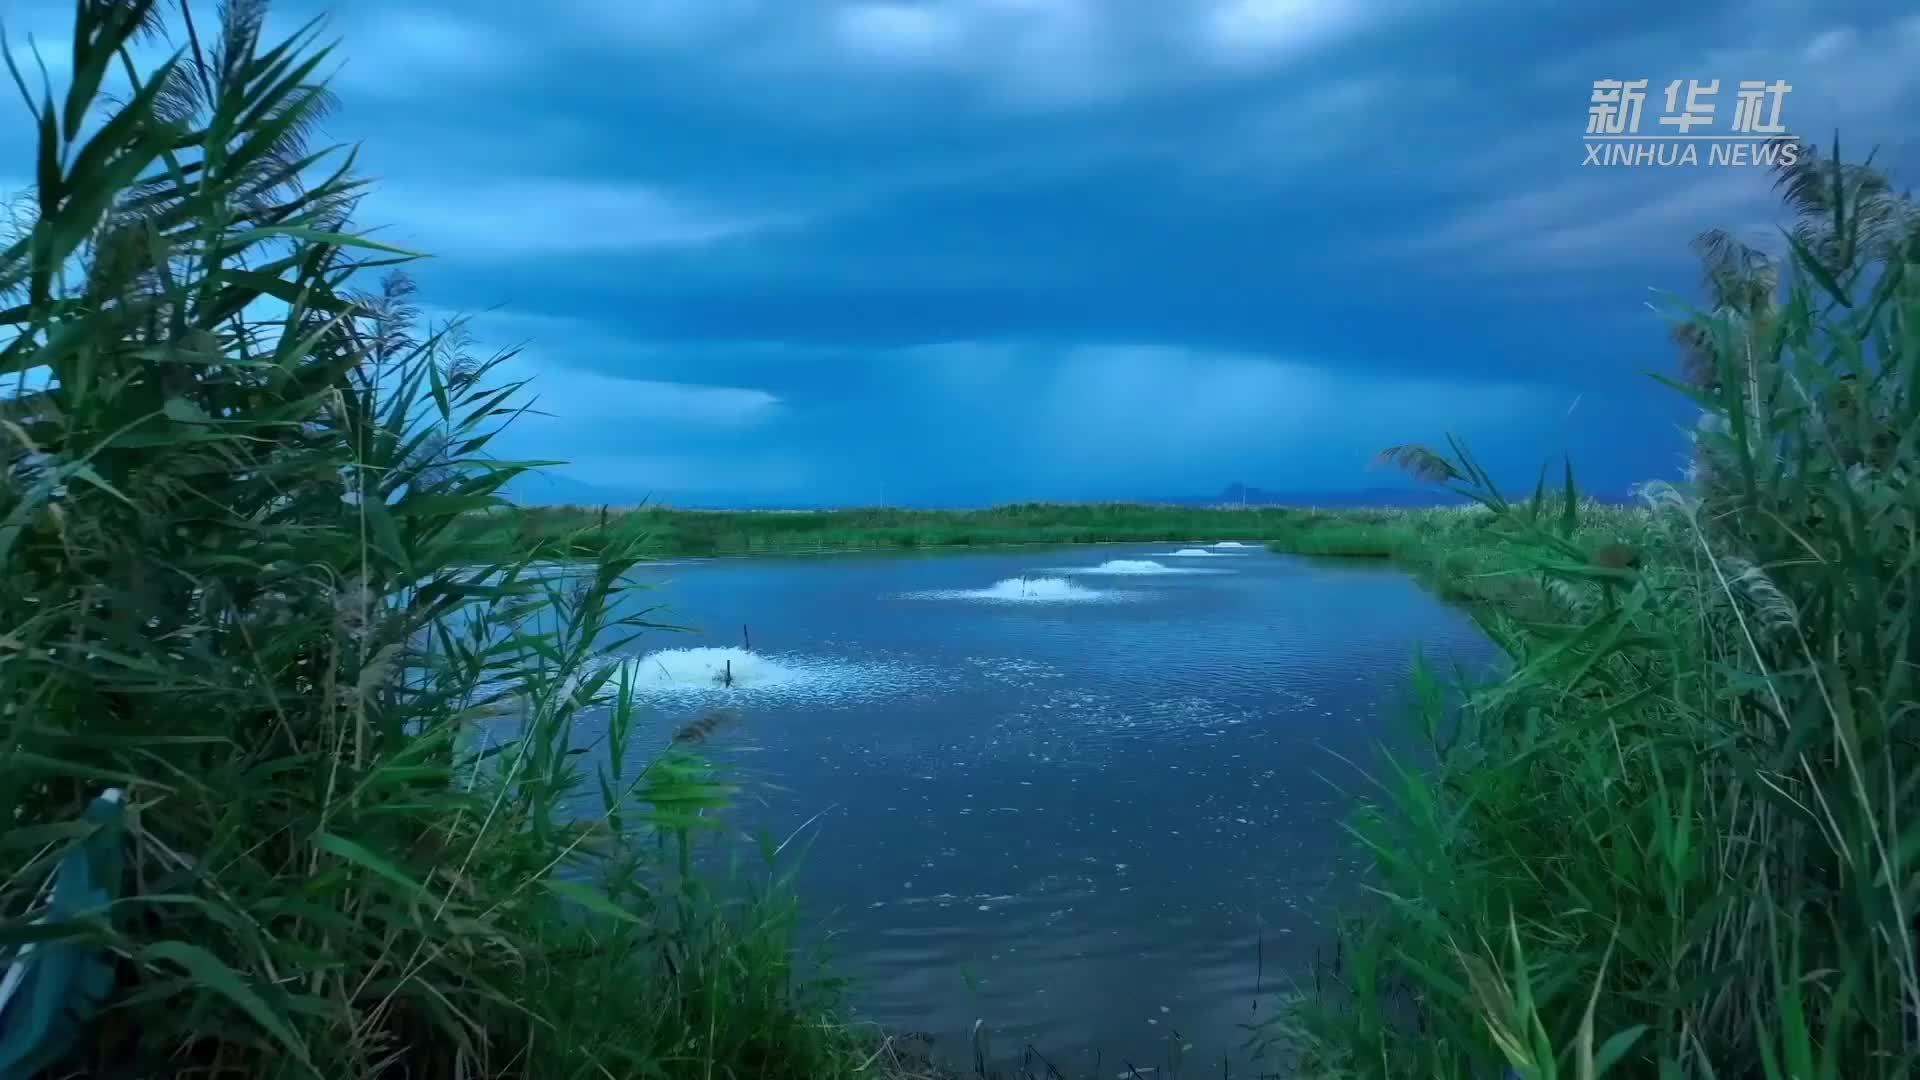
[1278,144,1920,1078]
[0,3,876,1077]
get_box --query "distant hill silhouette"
[1141,483,1638,508]
[1143,483,1472,508]
[501,470,649,507]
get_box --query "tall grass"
[1266,501,1657,624]
[1280,142,1920,1077]
[0,3,881,1076]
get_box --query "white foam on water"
[476,645,942,713]
[1211,541,1252,548]
[1156,548,1241,558]
[907,576,1134,604]
[621,645,943,707]
[1047,559,1225,576]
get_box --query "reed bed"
[1271,141,1920,1078]
[0,3,885,1076]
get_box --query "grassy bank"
[1274,147,1920,1079]
[466,502,1293,558]
[1262,501,1659,621]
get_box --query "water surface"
[592,544,1496,1072]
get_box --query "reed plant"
[0,2,877,1076]
[1278,140,1920,1078]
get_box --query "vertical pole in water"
[742,623,751,652]
[722,658,732,688]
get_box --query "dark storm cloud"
[5,0,1917,502]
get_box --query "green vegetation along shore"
[472,498,1656,625]
[463,501,1298,558]
[473,499,1658,637]
[1265,501,1657,618]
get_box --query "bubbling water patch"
[472,645,935,728]
[991,686,1322,754]
[618,645,934,705]
[1047,559,1227,576]
[1157,548,1243,558]
[907,576,1134,604]
[1211,541,1252,548]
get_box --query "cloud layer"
[3,0,1916,503]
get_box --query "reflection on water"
[561,544,1496,1072]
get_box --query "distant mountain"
[500,470,649,507]
[1140,482,1639,509]
[499,471,831,510]
[1143,483,1473,508]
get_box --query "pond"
[586,543,1498,1072]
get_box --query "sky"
[5,0,1920,506]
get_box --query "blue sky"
[7,0,1920,506]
